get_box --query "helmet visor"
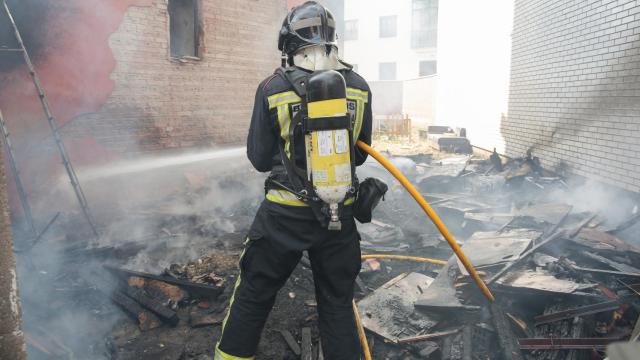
[291,16,336,44]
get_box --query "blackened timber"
[534,300,621,325]
[104,265,222,298]
[518,337,621,350]
[581,251,640,274]
[124,286,179,326]
[396,329,461,344]
[111,289,160,327]
[572,265,640,278]
[490,303,524,360]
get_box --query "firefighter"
[215,2,372,359]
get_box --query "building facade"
[342,0,438,81]
[504,0,640,192]
[65,0,286,154]
[0,0,287,216]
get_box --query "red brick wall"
[0,0,287,217]
[64,0,287,156]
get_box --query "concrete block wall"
[504,0,640,192]
[64,0,286,155]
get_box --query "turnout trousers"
[216,200,362,360]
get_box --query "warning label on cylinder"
[317,131,334,156]
[335,130,349,154]
[313,169,328,182]
[334,163,351,182]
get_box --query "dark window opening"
[412,0,438,48]
[379,15,397,38]
[168,0,201,59]
[344,20,358,41]
[379,62,397,81]
[419,60,437,76]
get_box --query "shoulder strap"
[275,66,309,97]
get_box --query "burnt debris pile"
[14,150,640,360]
[351,151,640,360]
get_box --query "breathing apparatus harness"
[267,66,358,230]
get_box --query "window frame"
[167,0,203,61]
[411,0,438,49]
[419,60,437,77]
[379,15,398,38]
[343,19,359,41]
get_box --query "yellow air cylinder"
[305,71,353,230]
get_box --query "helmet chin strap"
[292,45,349,71]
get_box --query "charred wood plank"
[104,264,222,298]
[581,251,640,274]
[572,265,640,278]
[396,329,461,344]
[518,337,621,350]
[534,300,620,325]
[111,290,161,331]
[124,286,178,326]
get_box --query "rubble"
[357,272,436,342]
[352,150,640,360]
[11,147,640,360]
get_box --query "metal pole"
[0,129,27,360]
[0,109,37,237]
[2,0,99,237]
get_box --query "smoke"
[12,146,266,359]
[0,0,61,74]
[547,177,640,235]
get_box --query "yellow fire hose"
[351,142,496,359]
[356,140,495,302]
[361,254,448,266]
[352,300,372,360]
[342,142,499,359]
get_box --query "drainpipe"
[0,144,26,359]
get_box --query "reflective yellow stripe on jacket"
[347,87,369,141]
[266,189,355,207]
[267,91,301,160]
[214,348,254,360]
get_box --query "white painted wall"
[342,0,437,81]
[435,0,514,153]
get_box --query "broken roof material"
[496,268,596,294]
[456,229,542,275]
[415,259,480,311]
[357,272,436,342]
